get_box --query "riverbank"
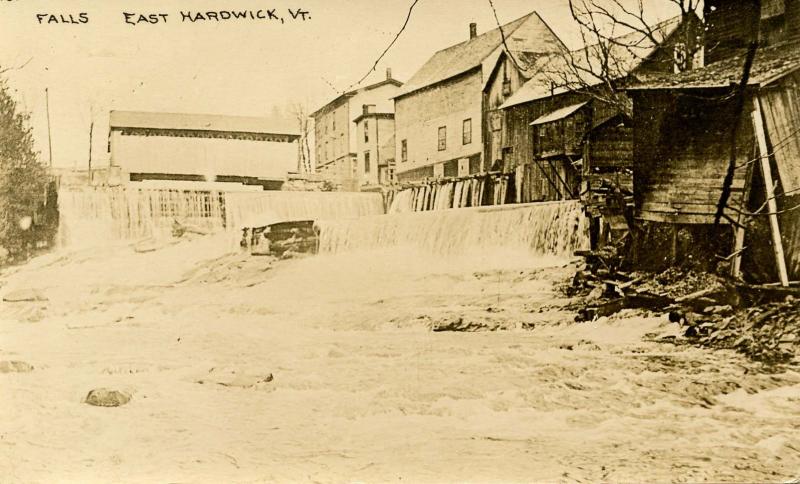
[1,236,798,483]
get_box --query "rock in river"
[84,388,132,407]
[0,360,34,373]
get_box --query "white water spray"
[58,187,384,248]
[318,200,588,258]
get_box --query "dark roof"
[109,110,299,136]
[501,15,686,109]
[395,11,566,99]
[628,40,800,90]
[310,78,404,118]
[353,112,395,124]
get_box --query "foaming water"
[318,200,588,258]
[57,187,384,248]
[224,191,383,230]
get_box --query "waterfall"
[318,200,589,258]
[224,191,384,231]
[58,187,384,248]
[386,174,514,214]
[57,188,227,247]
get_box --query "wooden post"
[731,145,756,279]
[87,120,94,185]
[752,97,790,287]
[45,88,53,167]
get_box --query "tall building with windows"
[311,69,402,189]
[353,105,396,187]
[392,12,566,183]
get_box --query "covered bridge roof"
[110,110,300,137]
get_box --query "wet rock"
[84,388,131,407]
[196,368,274,389]
[0,360,34,373]
[3,289,48,303]
[430,316,504,332]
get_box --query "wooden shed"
[628,40,800,282]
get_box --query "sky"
[0,0,680,169]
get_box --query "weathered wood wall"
[588,123,633,169]
[484,53,529,170]
[631,89,751,224]
[758,71,800,279]
[502,91,590,171]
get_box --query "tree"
[290,102,313,174]
[537,0,704,115]
[0,77,52,259]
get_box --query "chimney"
[469,23,477,39]
[386,67,393,80]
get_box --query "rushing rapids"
[224,191,384,231]
[58,187,384,248]
[318,200,589,257]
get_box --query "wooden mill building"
[627,0,800,281]
[392,12,566,183]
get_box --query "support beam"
[752,97,790,287]
[731,144,756,279]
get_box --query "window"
[462,119,472,145]
[401,139,407,163]
[364,120,369,143]
[332,115,336,132]
[502,58,512,96]
[438,126,447,151]
[364,151,371,174]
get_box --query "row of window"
[322,117,474,166]
[397,118,472,164]
[439,119,472,152]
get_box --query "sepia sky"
[0,0,680,169]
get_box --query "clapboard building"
[627,0,800,280]
[393,12,566,183]
[108,110,300,190]
[311,69,403,190]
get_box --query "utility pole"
[87,120,94,185]
[45,88,53,167]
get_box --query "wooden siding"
[394,69,483,181]
[533,107,590,158]
[515,159,579,202]
[503,91,591,171]
[704,0,800,64]
[759,71,800,279]
[587,123,633,169]
[759,74,800,192]
[704,0,759,63]
[484,54,528,170]
[631,90,751,224]
[790,0,800,43]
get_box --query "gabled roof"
[310,78,404,118]
[500,14,686,109]
[109,110,299,136]
[627,40,800,90]
[395,11,566,99]
[530,102,589,125]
